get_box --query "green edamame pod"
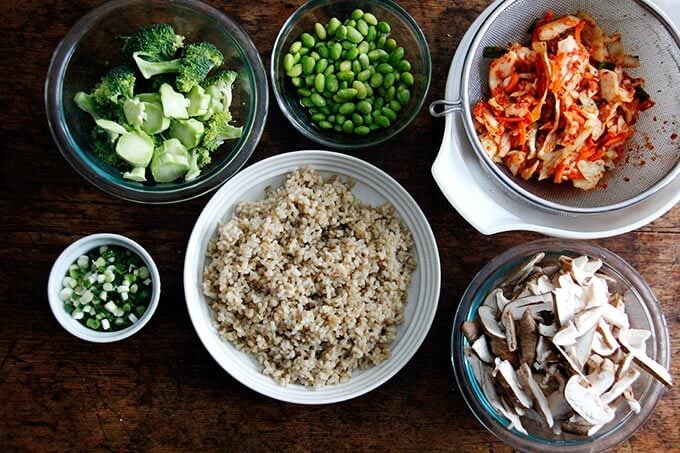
[325,74,339,93]
[369,72,383,88]
[350,8,364,20]
[337,88,358,100]
[397,59,411,72]
[338,102,355,115]
[311,112,326,122]
[397,89,410,105]
[357,19,369,36]
[315,58,329,74]
[318,120,333,129]
[329,42,342,60]
[401,71,414,86]
[383,72,395,89]
[301,33,315,48]
[342,120,354,133]
[363,12,378,26]
[288,63,303,77]
[356,100,372,114]
[301,56,315,75]
[381,106,396,121]
[374,115,390,128]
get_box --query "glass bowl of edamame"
[271,0,431,149]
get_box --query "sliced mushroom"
[547,387,572,419]
[586,358,616,395]
[600,368,640,404]
[502,310,518,353]
[537,322,557,337]
[619,335,672,386]
[502,253,545,288]
[489,335,518,367]
[618,328,651,354]
[623,388,641,414]
[499,397,528,435]
[502,293,554,320]
[482,288,501,309]
[495,290,511,312]
[554,286,579,326]
[591,332,617,357]
[562,415,603,437]
[564,375,616,425]
[471,336,494,364]
[582,277,609,309]
[479,306,505,339]
[586,354,604,374]
[553,344,588,381]
[461,321,482,343]
[601,304,630,330]
[553,321,580,346]
[494,358,533,409]
[616,353,635,380]
[518,363,554,427]
[574,326,596,368]
[518,309,538,366]
[574,306,605,334]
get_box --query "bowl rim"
[270,0,432,150]
[44,0,269,204]
[47,233,161,343]
[450,238,670,452]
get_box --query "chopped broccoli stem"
[159,83,190,119]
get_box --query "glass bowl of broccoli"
[45,0,268,203]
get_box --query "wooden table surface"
[1,0,678,450]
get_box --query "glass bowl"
[451,239,671,452]
[45,0,268,203]
[47,233,161,343]
[271,0,431,150]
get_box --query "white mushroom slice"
[499,398,528,435]
[574,306,604,334]
[480,366,524,433]
[582,277,609,309]
[495,290,511,312]
[502,310,518,352]
[461,321,482,343]
[502,293,554,320]
[562,415,604,436]
[541,264,561,277]
[618,328,651,354]
[518,363,554,427]
[592,332,618,357]
[564,375,616,425]
[465,347,486,384]
[478,306,505,339]
[619,335,673,386]
[623,388,641,414]
[554,286,579,326]
[600,369,640,404]
[553,344,588,381]
[601,304,630,330]
[528,274,555,295]
[586,354,604,374]
[503,253,545,287]
[616,353,635,380]
[597,320,619,349]
[535,336,553,370]
[489,335,518,366]
[482,288,502,308]
[574,326,596,368]
[560,255,598,286]
[538,322,557,337]
[494,358,533,409]
[586,359,616,395]
[553,321,580,346]
[471,336,494,364]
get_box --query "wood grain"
[0,0,678,450]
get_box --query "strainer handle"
[429,99,463,117]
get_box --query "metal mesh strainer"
[433,0,680,214]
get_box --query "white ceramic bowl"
[47,233,161,342]
[184,150,441,404]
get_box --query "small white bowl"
[47,233,161,342]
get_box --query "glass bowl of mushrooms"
[451,239,672,452]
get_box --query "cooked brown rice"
[202,167,416,387]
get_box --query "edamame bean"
[346,26,363,44]
[335,114,346,124]
[315,58,328,74]
[342,120,354,133]
[357,19,369,36]
[352,113,363,125]
[291,77,303,87]
[389,47,404,65]
[381,106,396,121]
[305,75,315,86]
[376,35,387,49]
[325,74,339,93]
[314,23,327,40]
[358,53,370,69]
[345,19,356,28]
[369,72,383,88]
[317,43,329,58]
[301,56,315,75]
[333,124,343,132]
[290,41,302,53]
[300,97,315,107]
[337,71,355,82]
[311,93,326,107]
[335,25,347,40]
[355,125,370,135]
[319,120,333,129]
[363,12,378,26]
[350,9,364,20]
[385,86,396,101]
[351,60,362,74]
[312,112,326,122]
[357,69,371,82]
[401,71,414,86]
[324,65,334,76]
[397,59,411,72]
[356,100,372,114]
[397,88,410,105]
[367,49,388,62]
[283,53,295,72]
[301,33,315,48]
[383,72,395,89]
[329,42,342,60]
[288,63,303,77]
[297,88,311,97]
[376,63,393,74]
[377,21,391,34]
[385,38,397,52]
[373,97,384,110]
[326,17,341,36]
[365,25,377,42]
[375,115,390,128]
[345,47,359,60]
[352,81,368,99]
[314,73,326,92]
[339,102,355,115]
[363,113,373,125]
[337,88,358,100]
[389,100,402,112]
[358,41,370,54]
[339,60,352,72]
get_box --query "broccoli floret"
[202,70,237,118]
[91,128,123,168]
[133,42,224,92]
[201,111,243,152]
[185,147,211,181]
[92,65,136,112]
[74,92,103,120]
[121,23,184,61]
